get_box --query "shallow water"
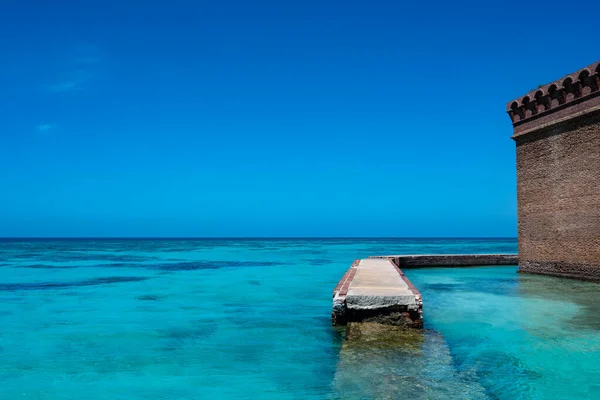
[405,267,600,399]
[1,238,599,399]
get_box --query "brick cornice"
[507,60,600,139]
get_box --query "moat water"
[1,238,599,399]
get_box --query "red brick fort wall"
[507,60,600,280]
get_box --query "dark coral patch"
[151,260,285,271]
[0,276,148,291]
[304,258,331,266]
[136,295,162,301]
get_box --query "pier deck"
[332,254,518,327]
[332,258,422,327]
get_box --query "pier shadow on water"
[331,323,487,400]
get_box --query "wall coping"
[507,60,600,138]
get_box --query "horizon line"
[0,236,518,240]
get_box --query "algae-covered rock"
[343,322,425,350]
[352,310,423,328]
[333,324,488,400]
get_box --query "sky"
[0,0,597,238]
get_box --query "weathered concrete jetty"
[371,253,518,269]
[332,258,423,327]
[332,254,517,326]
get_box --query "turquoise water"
[1,238,599,399]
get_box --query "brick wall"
[508,60,600,280]
[515,111,600,280]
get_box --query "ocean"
[1,238,599,399]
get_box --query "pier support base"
[332,258,422,328]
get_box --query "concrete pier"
[373,254,518,269]
[332,258,423,327]
[332,254,518,327]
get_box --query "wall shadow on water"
[516,273,600,331]
[331,323,487,400]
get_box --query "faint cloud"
[45,44,102,93]
[73,55,101,64]
[46,70,93,93]
[37,123,56,133]
[72,44,102,64]
[46,80,81,92]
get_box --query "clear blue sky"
[0,0,596,237]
